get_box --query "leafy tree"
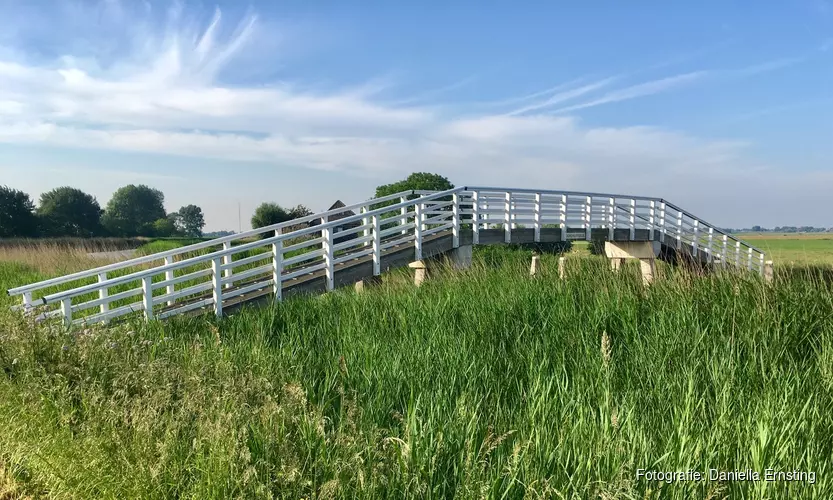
[177,204,206,237]
[374,172,454,199]
[0,185,37,237]
[251,203,291,231]
[152,218,178,237]
[36,186,103,237]
[288,204,313,219]
[101,185,166,237]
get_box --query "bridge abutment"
[605,241,660,285]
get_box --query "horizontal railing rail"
[6,185,766,326]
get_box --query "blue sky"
[1,0,831,230]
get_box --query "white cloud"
[0,0,827,227]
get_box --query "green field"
[737,233,833,265]
[1,240,832,498]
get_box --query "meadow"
[737,233,833,266]
[0,239,832,498]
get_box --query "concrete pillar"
[409,260,429,287]
[529,255,541,277]
[639,259,656,285]
[764,260,774,283]
[448,245,473,270]
[354,276,382,293]
[605,241,660,286]
[558,256,566,280]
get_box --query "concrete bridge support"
[605,241,660,286]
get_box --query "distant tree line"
[722,226,832,234]
[0,184,206,238]
[1,172,457,240]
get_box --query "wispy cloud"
[0,1,828,228]
[551,71,707,114]
[504,77,620,116]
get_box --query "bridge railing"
[6,186,765,326]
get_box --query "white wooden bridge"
[7,186,767,326]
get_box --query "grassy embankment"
[1,241,832,498]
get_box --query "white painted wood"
[452,193,460,248]
[747,247,753,270]
[692,220,700,257]
[560,194,567,241]
[414,203,424,260]
[707,227,714,263]
[372,214,381,275]
[322,225,334,291]
[222,241,232,289]
[152,282,213,306]
[222,252,271,270]
[676,211,683,250]
[282,248,325,267]
[97,272,109,317]
[735,241,741,267]
[224,280,273,300]
[142,276,154,320]
[400,196,408,235]
[648,200,656,241]
[211,258,223,318]
[221,264,273,285]
[22,291,32,312]
[585,196,592,240]
[530,193,541,241]
[73,287,142,312]
[659,202,666,243]
[282,262,327,281]
[472,190,480,245]
[629,199,636,240]
[158,298,214,320]
[164,256,175,306]
[504,192,512,243]
[332,248,373,266]
[608,198,615,240]
[152,268,212,290]
[60,298,72,326]
[759,253,765,275]
[361,206,370,247]
[722,235,728,267]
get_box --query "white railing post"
[211,258,223,318]
[142,276,154,320]
[372,214,381,275]
[759,253,765,275]
[452,193,460,248]
[692,220,700,257]
[585,196,592,240]
[472,191,480,245]
[222,241,232,289]
[659,202,667,243]
[60,298,72,327]
[323,224,334,291]
[362,206,370,247]
[707,227,714,263]
[98,272,109,316]
[504,192,512,243]
[164,256,175,306]
[629,199,636,240]
[676,211,683,250]
[533,193,541,242]
[735,241,741,267]
[747,247,753,270]
[649,200,656,241]
[272,229,283,301]
[608,197,615,240]
[414,203,423,260]
[21,292,32,314]
[560,194,567,241]
[400,196,408,235]
[722,235,728,267]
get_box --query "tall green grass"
[1,248,832,498]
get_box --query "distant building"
[310,200,361,244]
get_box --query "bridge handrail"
[36,187,465,306]
[6,189,418,297]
